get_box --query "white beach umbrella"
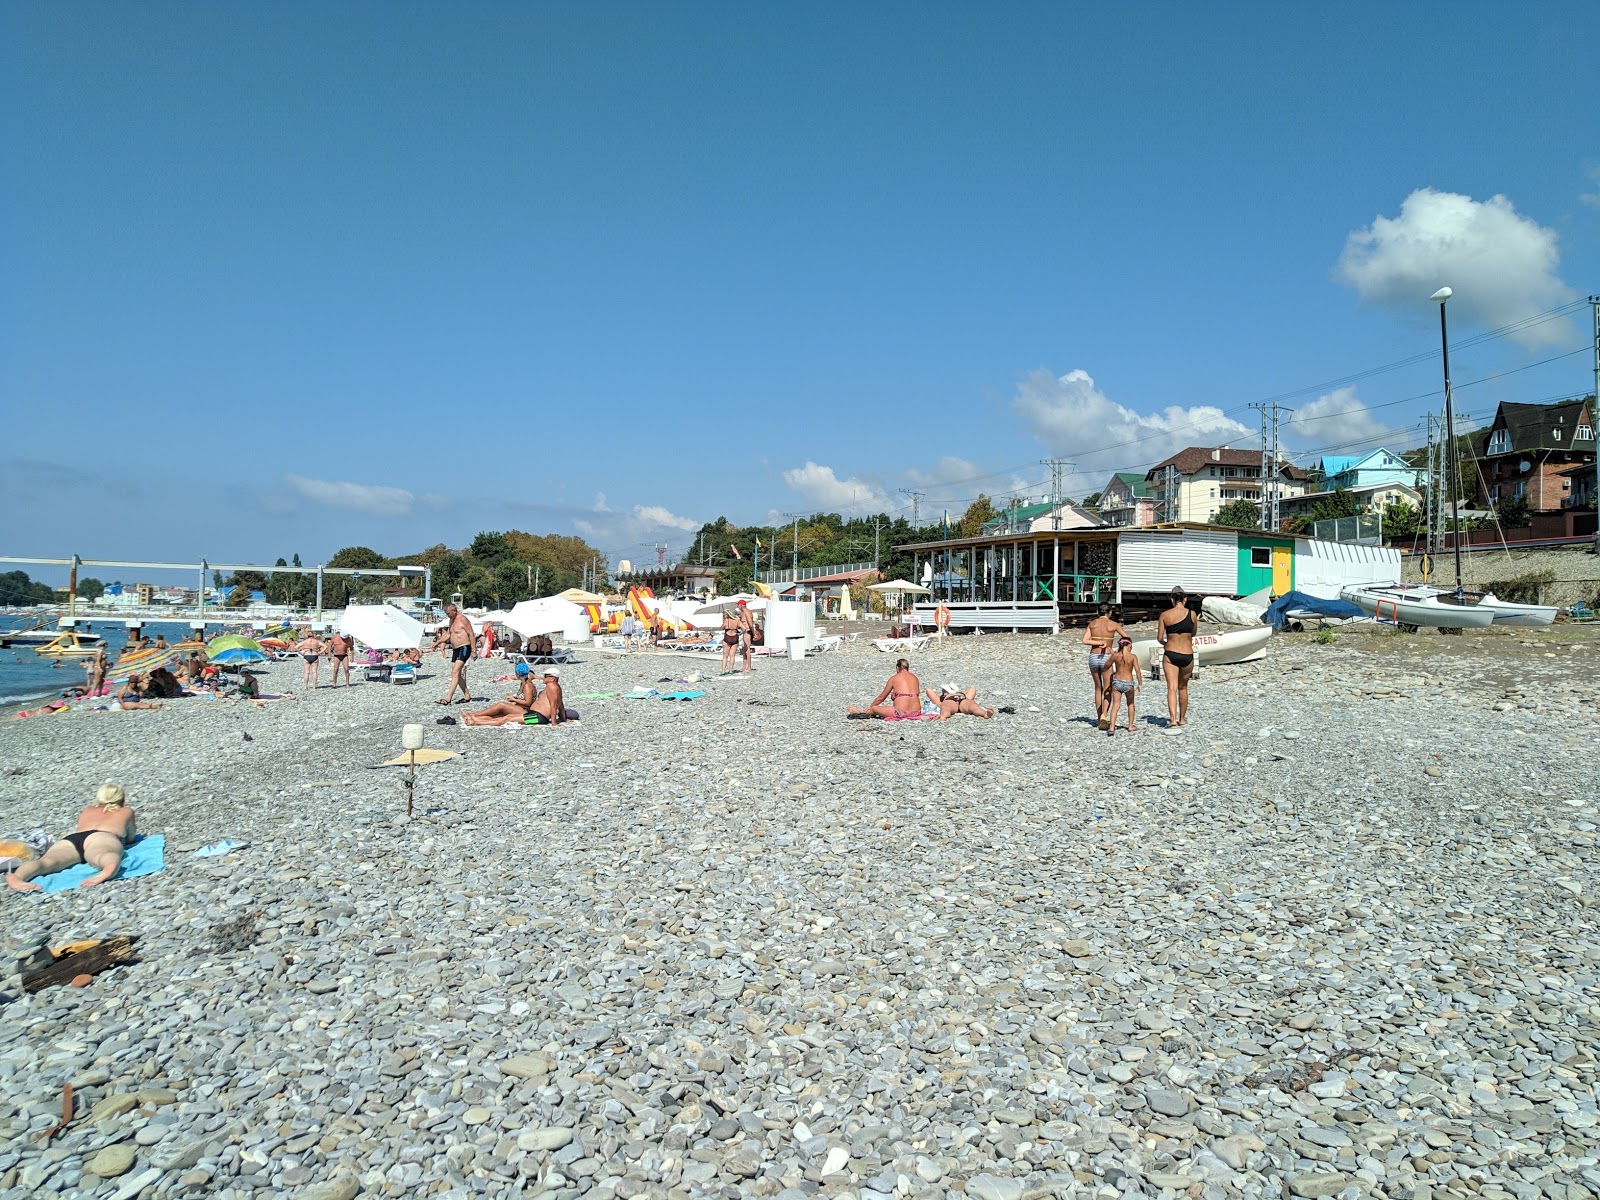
[867,579,931,594]
[336,604,426,651]
[505,598,581,638]
[690,594,767,620]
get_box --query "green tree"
[1080,491,1102,509]
[1213,499,1262,529]
[226,569,268,592]
[264,558,290,605]
[77,577,105,601]
[327,546,389,570]
[469,531,511,561]
[1381,501,1423,540]
[1309,488,1363,524]
[1494,494,1533,529]
[955,495,999,539]
[0,571,54,606]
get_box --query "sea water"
[0,617,202,706]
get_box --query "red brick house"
[1474,397,1595,513]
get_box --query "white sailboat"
[1346,286,1544,633]
[1339,583,1495,630]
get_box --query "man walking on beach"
[436,603,476,706]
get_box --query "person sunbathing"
[6,783,139,891]
[924,683,995,719]
[463,663,538,726]
[524,668,567,725]
[848,658,923,719]
[117,675,164,711]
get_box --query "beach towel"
[34,835,166,893]
[192,839,250,857]
[621,687,659,700]
[659,690,706,701]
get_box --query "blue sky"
[4,1,1598,581]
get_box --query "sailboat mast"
[1433,289,1465,601]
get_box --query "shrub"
[1480,568,1555,605]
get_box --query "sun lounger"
[514,647,576,667]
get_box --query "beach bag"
[749,624,764,646]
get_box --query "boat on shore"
[1340,584,1495,630]
[1457,592,1558,626]
[1129,624,1273,672]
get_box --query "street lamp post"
[1430,287,1464,602]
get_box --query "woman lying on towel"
[6,783,138,891]
[847,659,931,719]
[925,684,996,720]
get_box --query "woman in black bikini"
[6,783,138,891]
[1157,585,1196,727]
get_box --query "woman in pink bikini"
[848,658,923,719]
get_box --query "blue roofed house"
[1318,449,1421,491]
[1278,448,1422,524]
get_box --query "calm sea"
[0,616,204,706]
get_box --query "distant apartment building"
[1143,447,1309,524]
[1095,471,1157,527]
[1474,397,1595,512]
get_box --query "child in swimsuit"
[5,783,138,891]
[1105,637,1141,736]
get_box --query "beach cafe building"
[895,523,1397,632]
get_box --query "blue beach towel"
[659,690,706,701]
[35,835,166,893]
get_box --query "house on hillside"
[980,500,1104,535]
[1317,449,1421,491]
[1143,446,1310,524]
[1474,397,1595,512]
[1096,471,1157,527]
[1278,481,1423,525]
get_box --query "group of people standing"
[1081,586,1195,732]
[720,600,759,674]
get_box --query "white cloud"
[1582,166,1600,211]
[903,456,983,488]
[632,504,697,531]
[781,461,890,511]
[1335,189,1576,347]
[1286,387,1392,452]
[283,474,415,517]
[593,492,611,512]
[1012,368,1250,487]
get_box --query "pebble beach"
[1,625,1597,1200]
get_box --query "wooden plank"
[22,936,139,994]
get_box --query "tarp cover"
[1201,596,1267,626]
[1261,590,1365,630]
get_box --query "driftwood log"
[21,937,138,994]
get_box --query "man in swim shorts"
[326,629,352,687]
[523,668,566,725]
[436,603,476,705]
